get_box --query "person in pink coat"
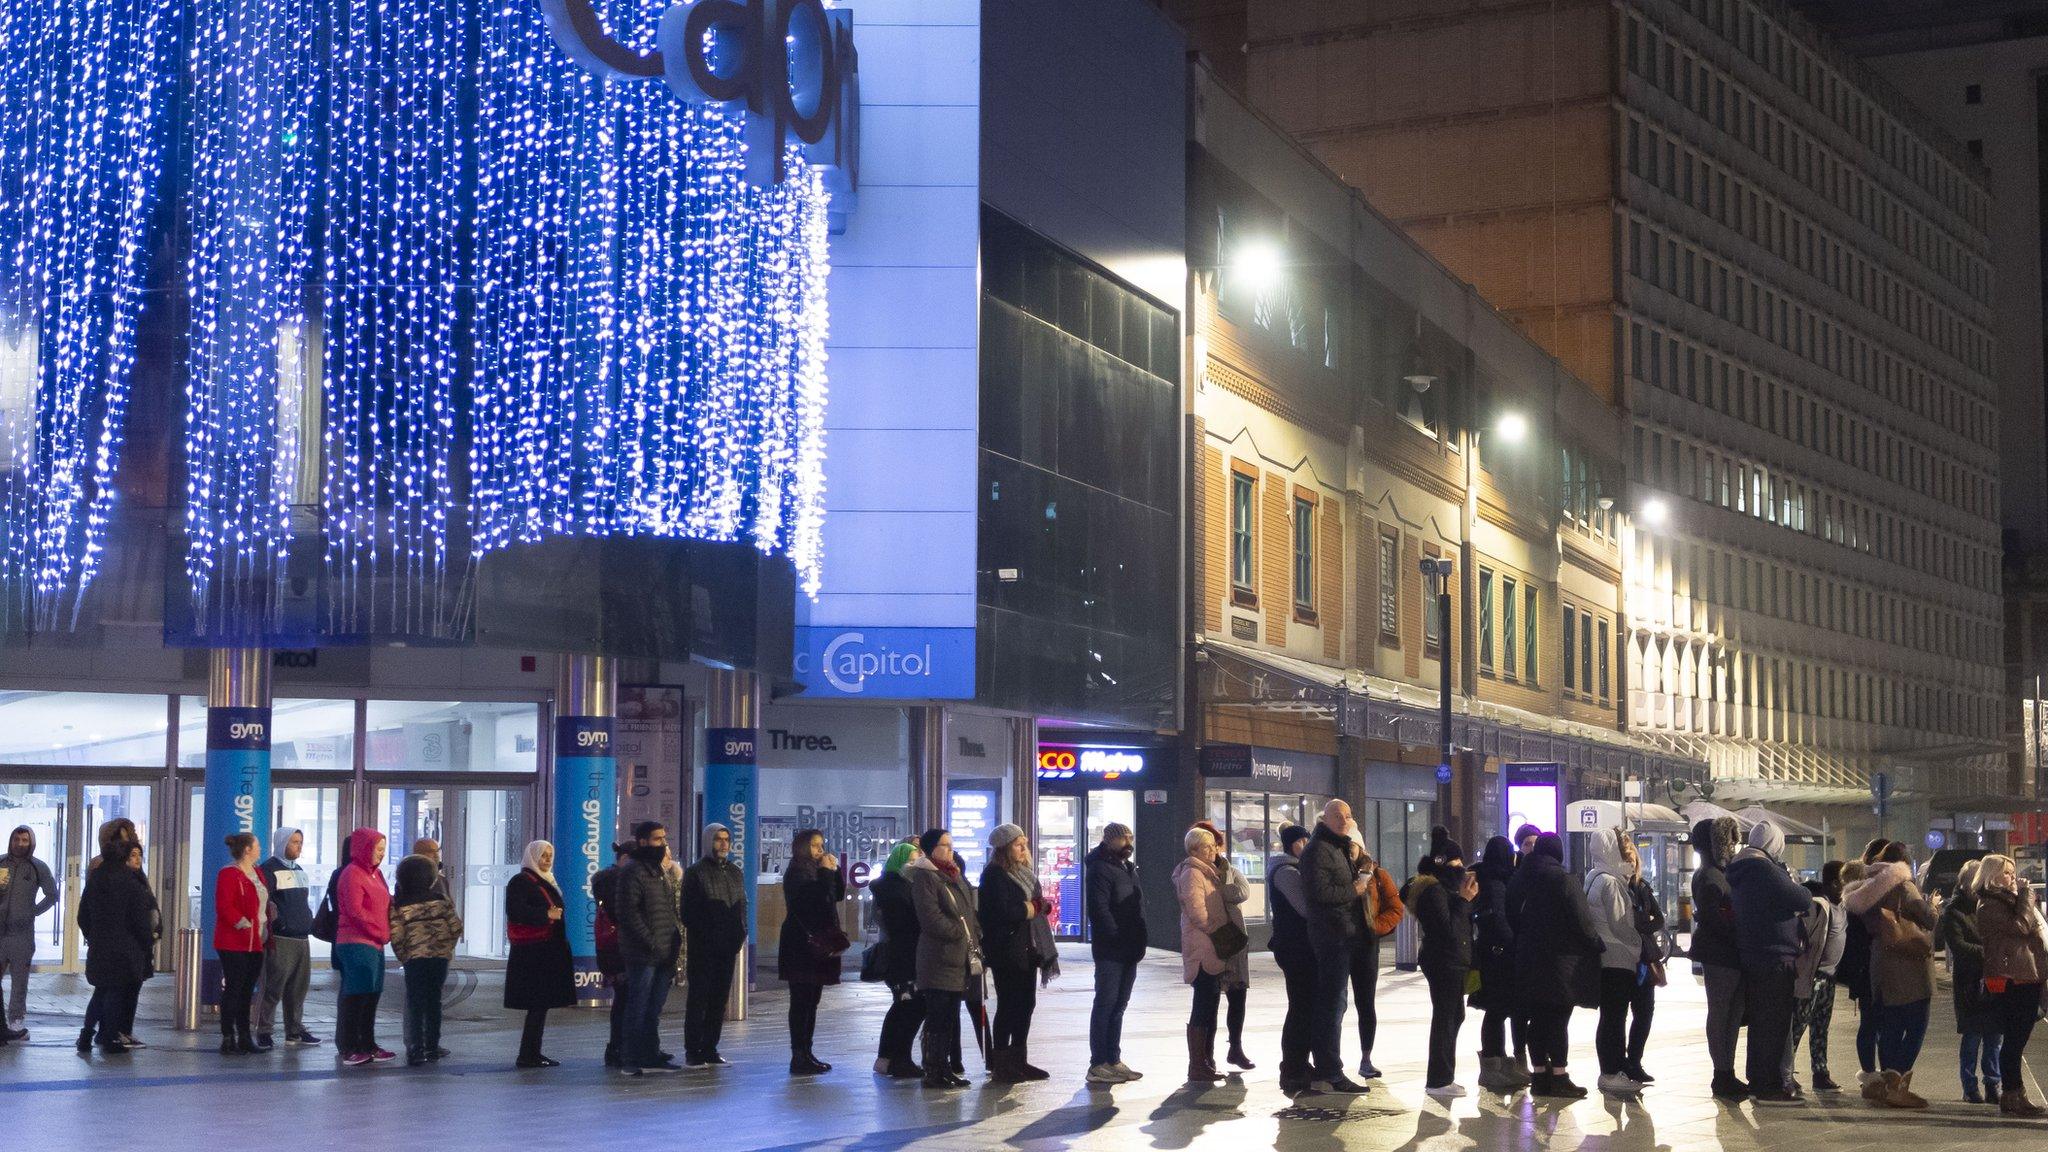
[333,827,391,1066]
[1175,826,1235,1083]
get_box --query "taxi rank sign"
[539,0,859,205]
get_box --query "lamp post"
[1422,557,1455,820]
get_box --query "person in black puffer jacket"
[1508,833,1601,1099]
[1412,837,1476,1095]
[1726,819,1815,1104]
[778,829,847,1076]
[1468,836,1528,1092]
[1085,822,1146,1084]
[1265,824,1317,1094]
[870,840,926,1079]
[614,825,684,1076]
[1689,817,1747,1099]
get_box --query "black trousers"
[218,951,263,1040]
[1479,1008,1527,1060]
[1350,938,1381,1061]
[85,981,141,1043]
[992,965,1036,1050]
[518,1007,548,1061]
[337,991,384,1056]
[1994,982,2042,1090]
[1276,950,1317,1079]
[922,988,964,1072]
[1424,966,1468,1088]
[1742,960,1797,1094]
[1226,985,1247,1045]
[1528,1004,1573,1069]
[788,981,823,1057]
[607,981,627,1058]
[1595,967,1643,1075]
[879,979,927,1064]
[684,948,737,1059]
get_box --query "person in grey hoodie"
[0,825,58,1039]
[1586,829,1646,1096]
[256,826,318,1048]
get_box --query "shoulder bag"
[308,881,338,944]
[1209,920,1249,960]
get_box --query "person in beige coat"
[1842,843,1937,1108]
[1975,854,2048,1118]
[1174,826,1241,1083]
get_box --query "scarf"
[931,854,961,881]
[520,840,558,891]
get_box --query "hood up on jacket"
[346,827,385,872]
[1843,859,1913,915]
[269,825,302,865]
[1476,836,1516,885]
[1586,828,1632,883]
[1690,817,1741,869]
[1267,852,1299,879]
[8,825,32,858]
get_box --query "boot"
[1186,1026,1224,1082]
[1543,1070,1590,1099]
[988,1045,1021,1084]
[76,1026,93,1054]
[1226,1039,1256,1070]
[1506,1052,1534,1088]
[2001,1082,2046,1118]
[1015,1042,1050,1081]
[235,1022,262,1055]
[1882,1070,1928,1109]
[1477,1055,1515,1092]
[1987,1081,2004,1106]
[1861,1071,1890,1103]
[1966,1077,1985,1105]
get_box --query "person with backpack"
[1785,867,1846,1093]
[390,853,463,1066]
[1266,824,1317,1095]
[1843,841,1937,1108]
[1936,858,2000,1104]
[256,826,317,1049]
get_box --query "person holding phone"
[778,828,847,1075]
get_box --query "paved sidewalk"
[1,946,2037,1152]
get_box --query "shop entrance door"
[374,786,528,959]
[0,780,160,973]
[1037,795,1082,937]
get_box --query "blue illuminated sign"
[792,626,974,699]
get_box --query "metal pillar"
[706,668,761,1018]
[193,648,273,1019]
[554,654,617,1006]
[1010,715,1039,846]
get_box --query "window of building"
[1423,544,1443,655]
[1378,530,1400,647]
[1598,618,1612,702]
[1292,494,1315,619]
[1230,469,1255,598]
[1524,584,1539,684]
[1580,610,1595,695]
[1562,608,1577,693]
[1965,83,1982,104]
[1502,576,1519,680]
[1479,568,1495,673]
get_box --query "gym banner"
[554,715,616,999]
[704,727,759,978]
[199,706,273,1005]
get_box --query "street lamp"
[1494,410,1529,444]
[1230,238,1285,295]
[1640,497,1670,528]
[1421,557,1456,822]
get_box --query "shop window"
[1599,618,1612,702]
[1292,494,1315,620]
[1231,468,1256,603]
[1478,568,1495,672]
[364,701,539,773]
[1378,530,1400,647]
[0,691,170,768]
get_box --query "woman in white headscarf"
[504,840,574,1068]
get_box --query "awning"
[1738,805,1826,842]
[1566,799,1688,833]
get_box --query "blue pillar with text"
[554,715,616,1000]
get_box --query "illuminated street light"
[1231,238,1285,294]
[1495,411,1528,443]
[1641,497,1670,527]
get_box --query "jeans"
[1872,996,1930,1073]
[1702,963,1747,1078]
[788,982,823,1058]
[1992,983,2041,1090]
[1528,1004,1573,1069]
[85,980,142,1043]
[257,936,310,1038]
[1089,957,1139,1067]
[684,948,736,1059]
[1424,966,1467,1087]
[1190,969,1221,1031]
[607,984,628,1060]
[1351,938,1381,1062]
[880,979,928,1065]
[0,933,32,1023]
[1742,960,1796,1093]
[1309,938,1354,1077]
[218,950,263,1041]
[402,958,448,1058]
[1596,967,1646,1076]
[1856,997,1881,1072]
[1960,1030,2004,1091]
[1479,1009,1527,1060]
[992,965,1035,1050]
[620,962,675,1068]
[1274,950,1316,1079]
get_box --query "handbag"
[809,924,853,958]
[1209,919,1249,961]
[308,883,338,944]
[963,918,986,978]
[507,875,560,945]
[859,940,887,982]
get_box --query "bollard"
[173,927,204,1031]
[724,944,748,1021]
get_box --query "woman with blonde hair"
[1174,825,1241,1083]
[1974,854,2048,1117]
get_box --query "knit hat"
[919,827,949,858]
[1100,822,1133,844]
[1279,824,1311,855]
[989,822,1025,851]
[1514,823,1541,847]
[1429,825,1464,867]
[1532,832,1565,863]
[1748,817,1786,859]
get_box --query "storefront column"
[1337,734,1369,812]
[199,648,272,1006]
[704,668,760,1009]
[554,654,616,1004]
[1010,715,1039,845]
[909,705,946,833]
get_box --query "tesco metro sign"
[540,0,858,203]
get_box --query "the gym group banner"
[553,715,616,999]
[200,706,273,1004]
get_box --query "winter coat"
[681,855,748,962]
[907,857,982,994]
[258,854,312,940]
[1303,823,1366,947]
[870,869,921,986]
[977,862,1044,977]
[1631,876,1668,966]
[335,829,391,949]
[1815,895,1847,976]
[80,860,157,988]
[391,897,464,963]
[1584,834,1642,971]
[615,852,684,969]
[1084,844,1147,963]
[1937,889,1997,1032]
[1507,849,1602,1009]
[1727,848,1814,964]
[1839,905,1875,1001]
[1978,884,2048,987]
[1267,853,1312,964]
[0,831,58,938]
[1411,873,1473,974]
[212,865,269,954]
[1687,818,1742,968]
[503,869,575,1010]
[1174,855,1233,984]
[1210,858,1252,987]
[777,862,847,986]
[1843,862,1935,1006]
[1469,855,1517,1011]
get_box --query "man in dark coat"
[1506,833,1601,1098]
[1689,816,1748,1100]
[614,822,683,1075]
[79,840,156,1051]
[1727,819,1815,1105]
[1085,822,1146,1083]
[682,822,748,1067]
[1302,800,1372,1095]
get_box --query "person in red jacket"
[333,827,392,1066]
[213,832,269,1054]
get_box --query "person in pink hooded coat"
[333,827,392,1066]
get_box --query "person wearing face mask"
[0,825,56,1041]
[255,825,318,1049]
[682,822,748,1068]
[333,827,393,1067]
[1085,822,1146,1086]
[1411,833,1477,1097]
[504,839,575,1069]
[614,822,684,1076]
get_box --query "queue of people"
[24,809,2048,1123]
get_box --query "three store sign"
[540,0,859,200]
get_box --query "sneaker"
[370,1048,397,1063]
[617,1065,644,1077]
[642,1061,682,1074]
[1597,1073,1643,1096]
[1623,1063,1655,1084]
[342,1052,372,1067]
[1357,1060,1383,1080]
[1812,1073,1841,1093]
[290,1031,322,1046]
[1311,1075,1371,1095]
[1425,1083,1468,1098]
[117,1034,147,1049]
[256,1034,275,1051]
[1110,1062,1143,1081]
[1086,1063,1123,1084]
[430,1047,450,1060]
